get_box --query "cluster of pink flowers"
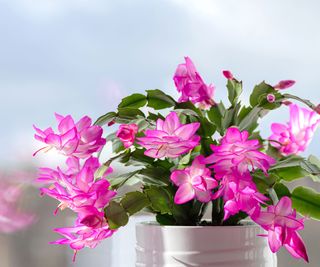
[34,115,115,261]
[204,127,275,219]
[169,125,309,261]
[34,114,106,158]
[33,57,319,263]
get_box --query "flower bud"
[282,100,293,106]
[314,104,320,115]
[116,124,138,148]
[274,80,295,90]
[222,70,234,80]
[267,93,276,103]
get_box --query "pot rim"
[136,220,260,229]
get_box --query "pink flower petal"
[174,183,195,204]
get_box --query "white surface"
[136,222,277,267]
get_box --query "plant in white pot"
[33,57,320,266]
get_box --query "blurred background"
[0,0,319,266]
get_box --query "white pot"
[136,222,277,267]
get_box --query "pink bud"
[282,100,293,106]
[108,120,115,127]
[116,124,138,148]
[267,93,276,103]
[274,80,295,90]
[222,70,234,80]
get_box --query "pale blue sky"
[0,0,319,164]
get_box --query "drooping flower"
[171,156,217,204]
[173,57,215,109]
[274,80,295,90]
[252,197,308,262]
[38,157,115,214]
[51,220,115,262]
[205,127,276,179]
[137,112,200,158]
[212,170,268,220]
[34,114,106,158]
[270,104,320,156]
[116,123,138,148]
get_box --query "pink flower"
[222,70,234,80]
[34,114,106,158]
[270,104,320,155]
[205,127,276,179]
[116,123,138,148]
[137,112,200,158]
[0,172,35,233]
[274,80,295,90]
[213,171,268,220]
[51,220,115,261]
[173,57,215,109]
[171,156,217,204]
[38,157,115,214]
[252,197,308,262]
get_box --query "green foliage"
[110,170,141,189]
[94,164,111,179]
[273,183,291,199]
[145,187,173,215]
[238,106,262,132]
[105,201,129,229]
[292,186,320,220]
[249,81,283,109]
[155,214,176,225]
[252,171,277,193]
[121,192,150,215]
[94,112,117,126]
[118,93,147,109]
[207,105,223,133]
[226,79,243,106]
[270,155,320,182]
[146,89,176,110]
[116,108,145,123]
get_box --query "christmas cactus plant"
[33,57,320,262]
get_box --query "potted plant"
[33,57,320,266]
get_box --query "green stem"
[211,199,224,225]
[283,93,316,110]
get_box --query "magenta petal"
[174,183,195,204]
[174,123,200,140]
[271,123,288,134]
[275,197,293,216]
[225,127,242,143]
[284,231,309,262]
[268,228,282,253]
[195,190,211,203]
[170,170,190,186]
[163,112,181,134]
[58,115,75,134]
[76,116,92,131]
[45,134,62,147]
